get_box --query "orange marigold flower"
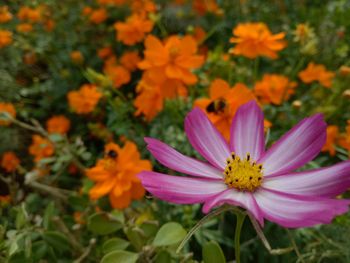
[0,102,16,126]
[194,78,256,140]
[70,50,84,64]
[131,0,157,15]
[192,26,207,44]
[138,35,204,85]
[67,84,102,114]
[97,46,113,60]
[338,120,350,156]
[134,77,164,121]
[82,6,92,16]
[298,62,335,88]
[0,6,12,23]
[16,23,33,33]
[86,141,152,209]
[192,0,222,16]
[0,30,12,48]
[321,125,339,156]
[120,51,141,71]
[46,115,71,134]
[89,8,107,24]
[1,152,20,172]
[229,22,287,59]
[103,58,131,88]
[114,14,154,46]
[29,135,54,162]
[44,19,55,31]
[98,0,126,5]
[254,74,297,105]
[17,6,42,23]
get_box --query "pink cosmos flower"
[138,101,350,228]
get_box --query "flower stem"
[234,211,246,263]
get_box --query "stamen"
[223,152,264,192]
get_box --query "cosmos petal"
[258,114,326,176]
[202,189,263,226]
[145,137,223,179]
[230,100,265,161]
[185,108,230,170]
[254,188,350,228]
[263,161,350,197]
[138,171,227,204]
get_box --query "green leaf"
[154,250,171,263]
[100,250,138,263]
[32,241,48,261]
[202,241,226,263]
[43,202,55,230]
[102,238,129,254]
[153,222,187,247]
[125,227,145,251]
[87,212,123,235]
[42,231,70,253]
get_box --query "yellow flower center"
[224,152,263,192]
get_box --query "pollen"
[224,152,263,192]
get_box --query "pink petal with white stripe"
[263,161,350,197]
[254,188,349,228]
[185,108,230,170]
[202,189,263,226]
[230,100,265,161]
[258,114,326,176]
[144,137,222,179]
[138,171,227,204]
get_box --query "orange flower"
[97,46,113,59]
[82,6,92,16]
[254,74,297,105]
[46,115,71,134]
[131,0,157,15]
[29,135,54,162]
[339,65,350,77]
[98,0,126,5]
[23,52,37,65]
[0,195,11,205]
[67,84,102,114]
[321,125,339,156]
[86,141,152,209]
[138,35,204,85]
[134,77,164,121]
[298,62,335,88]
[103,57,131,88]
[70,51,84,64]
[17,6,42,23]
[229,22,286,59]
[44,19,55,32]
[0,30,12,48]
[194,78,256,140]
[16,23,33,33]
[89,8,107,24]
[192,0,222,16]
[0,6,12,23]
[114,14,154,46]
[120,51,141,71]
[338,120,350,156]
[192,26,207,44]
[0,102,16,126]
[1,152,20,173]
[134,72,187,121]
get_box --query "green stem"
[234,211,246,263]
